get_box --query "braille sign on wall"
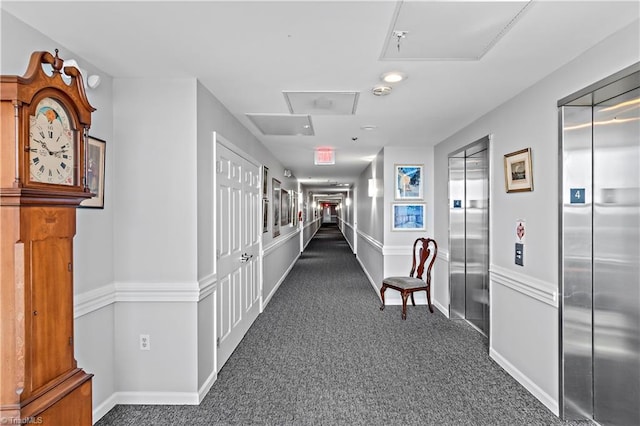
[570,188,585,204]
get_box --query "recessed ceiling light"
[381,71,407,84]
[361,125,377,131]
[372,85,392,96]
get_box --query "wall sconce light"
[63,59,101,89]
[283,169,292,178]
[368,179,377,197]
[345,197,351,206]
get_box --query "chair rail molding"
[356,229,383,252]
[489,264,558,307]
[198,273,217,301]
[263,228,301,256]
[74,282,116,318]
[74,280,206,318]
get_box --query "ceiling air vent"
[283,91,359,115]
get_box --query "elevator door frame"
[448,136,490,338]
[558,62,640,424]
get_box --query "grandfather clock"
[1,50,95,424]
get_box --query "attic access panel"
[284,91,359,115]
[381,1,531,61]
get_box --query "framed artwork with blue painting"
[395,164,423,200]
[392,203,426,231]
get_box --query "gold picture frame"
[504,148,533,193]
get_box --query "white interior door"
[216,142,261,371]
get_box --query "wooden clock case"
[1,50,96,425]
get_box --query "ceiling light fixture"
[381,71,407,84]
[372,85,392,96]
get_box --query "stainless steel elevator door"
[449,138,490,337]
[561,65,640,426]
[593,87,640,426]
[465,150,489,335]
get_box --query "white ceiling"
[3,1,639,194]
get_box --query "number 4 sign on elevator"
[570,188,586,204]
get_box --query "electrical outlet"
[140,334,151,351]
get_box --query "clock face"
[29,97,75,185]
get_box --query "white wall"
[113,79,198,284]
[354,151,385,290]
[433,19,640,414]
[109,78,200,406]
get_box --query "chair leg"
[401,292,409,320]
[380,285,386,311]
[410,292,416,306]
[426,286,434,313]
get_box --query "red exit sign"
[314,148,335,165]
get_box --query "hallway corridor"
[97,225,588,425]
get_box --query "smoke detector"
[372,85,392,96]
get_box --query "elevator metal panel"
[592,88,640,426]
[449,156,466,320]
[560,64,640,426]
[560,104,594,420]
[465,150,489,335]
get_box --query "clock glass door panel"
[30,236,74,391]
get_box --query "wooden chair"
[379,238,437,320]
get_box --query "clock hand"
[32,138,54,154]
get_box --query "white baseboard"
[118,391,200,405]
[93,390,201,424]
[490,347,559,416]
[356,255,380,299]
[198,370,218,403]
[433,299,449,317]
[92,392,118,425]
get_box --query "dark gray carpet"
[97,224,590,425]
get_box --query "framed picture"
[281,188,290,226]
[391,203,426,231]
[272,178,280,237]
[292,191,298,226]
[80,136,106,208]
[262,166,269,198]
[395,164,423,200]
[262,199,269,233]
[504,148,533,193]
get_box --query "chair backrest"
[409,238,438,281]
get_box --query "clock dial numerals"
[29,98,75,185]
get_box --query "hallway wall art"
[395,164,423,200]
[392,203,426,231]
[503,148,533,192]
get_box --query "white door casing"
[216,141,261,371]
